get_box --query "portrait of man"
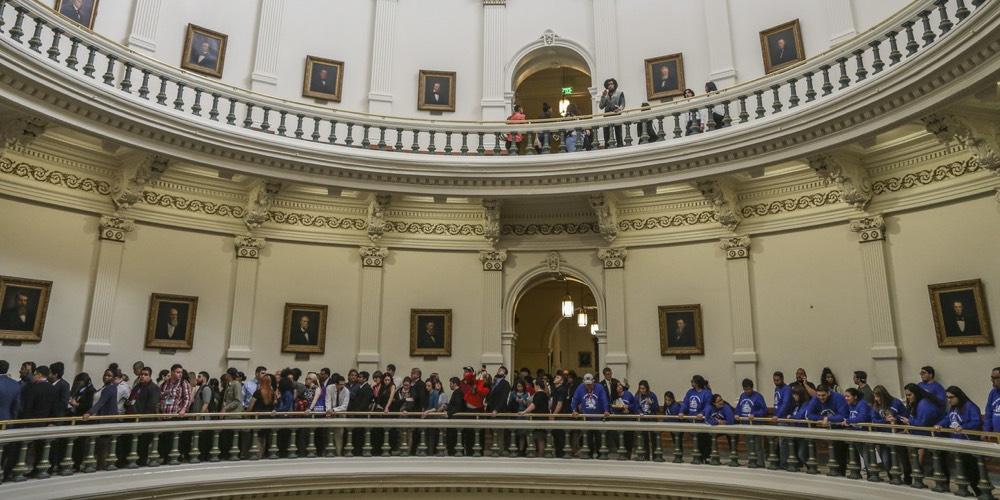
[180,24,228,78]
[929,280,993,348]
[644,53,685,100]
[658,304,704,356]
[282,304,327,354]
[302,56,344,101]
[0,277,51,342]
[56,0,99,29]
[417,70,456,112]
[145,293,198,350]
[410,309,452,356]
[760,20,805,74]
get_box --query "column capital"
[849,214,886,242]
[99,214,135,242]
[593,329,608,342]
[360,246,389,267]
[482,0,506,5]
[501,330,517,343]
[719,235,751,259]
[479,249,508,271]
[234,234,266,259]
[597,247,627,269]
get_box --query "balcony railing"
[0,0,989,159]
[0,412,997,497]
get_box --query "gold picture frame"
[410,308,452,356]
[0,276,53,342]
[417,70,456,112]
[55,0,100,30]
[760,19,805,74]
[282,303,328,354]
[658,304,704,356]
[302,56,345,102]
[644,53,686,100]
[145,293,198,350]
[928,279,993,348]
[181,24,228,78]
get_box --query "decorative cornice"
[142,191,246,218]
[589,193,619,243]
[99,214,135,242]
[719,235,751,260]
[849,215,886,242]
[268,210,367,230]
[479,249,508,271]
[501,222,598,236]
[695,179,741,231]
[366,193,391,243]
[234,234,266,259]
[482,198,502,247]
[244,180,282,230]
[618,211,716,231]
[740,191,841,218]
[0,157,111,194]
[0,113,47,150]
[597,248,627,269]
[871,157,980,194]
[922,113,1000,173]
[359,246,389,267]
[383,221,483,236]
[111,154,169,211]
[807,153,872,210]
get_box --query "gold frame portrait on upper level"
[302,56,345,102]
[928,279,993,349]
[282,303,328,354]
[145,293,198,350]
[658,304,704,356]
[760,19,806,74]
[0,276,52,343]
[181,24,228,79]
[54,0,99,30]
[410,308,452,357]
[418,70,457,113]
[645,53,686,101]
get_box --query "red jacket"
[461,375,489,410]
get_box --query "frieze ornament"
[849,215,886,243]
[366,193,391,243]
[99,214,135,242]
[234,234,265,259]
[695,179,742,231]
[719,235,751,259]
[244,180,281,230]
[482,198,502,247]
[597,248,627,269]
[589,193,619,243]
[807,154,872,210]
[359,246,389,267]
[922,113,1000,173]
[479,249,508,271]
[111,154,169,211]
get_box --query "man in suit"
[945,300,980,337]
[656,64,677,93]
[310,67,336,94]
[20,365,58,422]
[289,314,317,346]
[600,367,620,402]
[425,81,447,106]
[486,366,511,415]
[347,371,373,455]
[155,307,186,340]
[0,291,36,331]
[0,360,20,420]
[669,317,695,347]
[418,320,444,349]
[189,40,217,69]
[49,362,70,418]
[59,0,93,27]
[772,36,797,65]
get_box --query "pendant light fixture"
[577,308,588,327]
[560,278,574,318]
[590,323,599,335]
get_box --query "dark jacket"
[89,383,120,417]
[347,382,373,412]
[0,375,21,420]
[128,382,161,414]
[446,388,465,417]
[52,378,70,418]
[20,379,59,422]
[486,377,511,413]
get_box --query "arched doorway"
[512,43,593,120]
[512,277,599,376]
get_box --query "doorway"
[512,277,599,376]
[510,45,593,153]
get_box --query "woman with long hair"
[248,373,276,458]
[68,372,95,417]
[820,368,841,393]
[871,384,910,481]
[933,386,983,496]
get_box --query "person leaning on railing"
[842,387,873,475]
[570,373,610,458]
[736,378,768,466]
[933,385,983,496]
[986,367,1000,434]
[779,384,811,467]
[683,375,712,460]
[159,364,192,417]
[632,380,659,460]
[870,384,911,482]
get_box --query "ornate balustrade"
[0,412,997,497]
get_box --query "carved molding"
[234,234,266,259]
[849,214,886,243]
[807,153,872,210]
[502,222,597,236]
[482,198,502,247]
[99,214,135,242]
[0,157,112,194]
[366,193,391,242]
[618,211,716,231]
[589,193,619,243]
[111,154,169,211]
[0,114,48,150]
[359,246,389,267]
[269,210,367,230]
[597,247,627,269]
[545,251,563,273]
[483,0,506,5]
[143,191,246,218]
[479,249,508,271]
[922,113,1000,173]
[741,191,841,218]
[244,180,281,230]
[695,179,742,231]
[719,235,751,260]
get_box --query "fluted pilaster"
[126,0,162,54]
[592,0,621,84]
[598,248,628,379]
[481,0,507,120]
[226,235,265,370]
[368,0,399,114]
[82,215,134,374]
[357,246,389,371]
[826,0,858,45]
[720,235,757,394]
[250,0,286,89]
[703,0,737,87]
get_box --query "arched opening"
[512,276,599,376]
[512,45,593,120]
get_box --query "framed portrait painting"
[417,70,456,112]
[302,56,344,102]
[144,293,197,350]
[760,19,805,74]
[410,309,452,357]
[55,0,99,29]
[282,303,328,354]
[644,53,685,100]
[658,304,704,356]
[0,276,53,342]
[181,24,228,78]
[928,279,993,348]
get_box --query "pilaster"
[481,0,507,121]
[126,0,162,54]
[480,249,507,370]
[825,0,858,45]
[82,215,135,375]
[501,330,517,370]
[226,235,265,371]
[597,248,628,379]
[703,0,737,87]
[849,215,903,394]
[720,235,757,395]
[591,0,620,84]
[368,0,400,114]
[357,246,389,372]
[249,0,286,91]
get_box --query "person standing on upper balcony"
[505,105,526,153]
[682,89,706,136]
[599,78,625,148]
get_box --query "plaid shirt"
[159,379,192,414]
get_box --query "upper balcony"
[1,0,999,196]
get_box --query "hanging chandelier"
[560,277,574,318]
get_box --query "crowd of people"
[1,359,998,493]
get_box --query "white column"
[597,248,628,380]
[703,0,737,87]
[126,0,162,55]
[826,0,858,45]
[501,331,516,371]
[480,250,507,370]
[249,0,286,91]
[367,0,399,114]
[81,215,135,375]
[357,246,389,372]
[594,330,608,374]
[721,236,757,396]
[225,235,265,372]
[481,0,507,121]
[850,215,903,394]
[591,0,621,83]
